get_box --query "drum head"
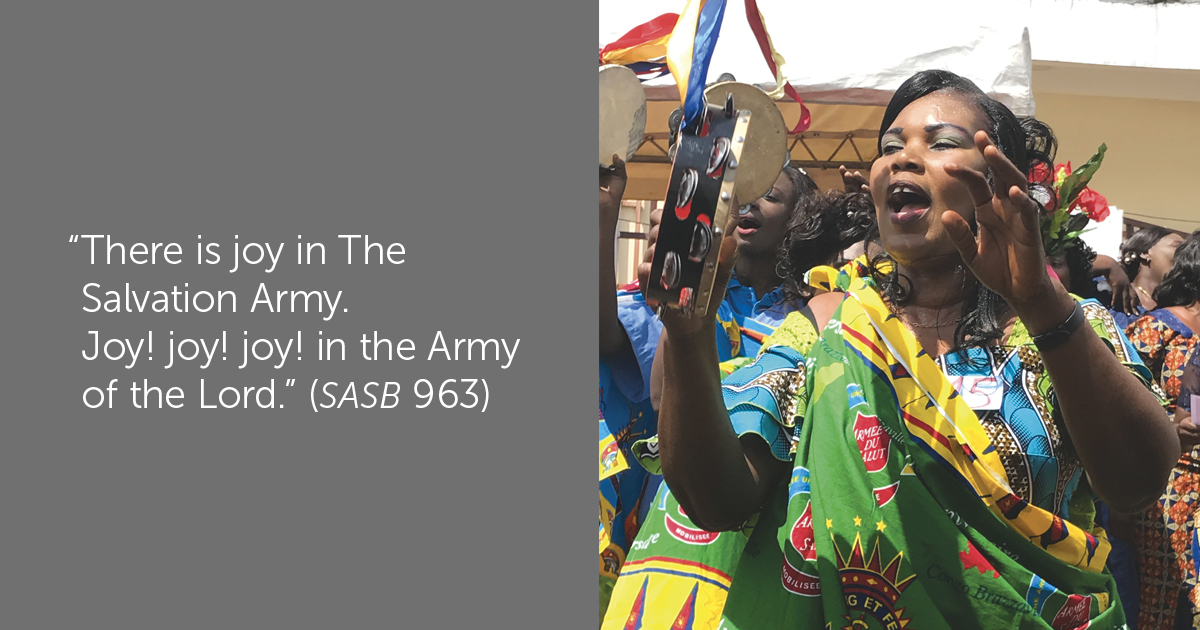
[703,82,787,202]
[599,65,647,166]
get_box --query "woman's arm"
[942,132,1177,514]
[1014,286,1178,513]
[655,319,788,531]
[1092,254,1138,316]
[1175,406,1200,451]
[600,158,634,359]
[638,200,791,531]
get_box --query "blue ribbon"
[681,0,727,132]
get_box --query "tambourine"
[645,94,751,317]
[702,81,787,202]
[599,65,647,167]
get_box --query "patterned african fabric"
[1134,466,1200,630]
[1181,344,1200,418]
[600,277,798,622]
[629,282,803,478]
[1111,304,1147,332]
[600,284,667,622]
[1127,309,1198,411]
[603,311,821,630]
[599,356,660,582]
[607,257,1163,629]
[601,411,632,557]
[1096,501,1141,627]
[716,271,796,359]
[1126,309,1200,630]
[1190,343,1200,628]
[1189,345,1200,630]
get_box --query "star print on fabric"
[853,515,862,527]
[876,520,887,532]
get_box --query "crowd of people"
[598,69,1200,629]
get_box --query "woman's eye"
[763,194,778,203]
[881,142,903,154]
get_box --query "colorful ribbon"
[599,13,678,80]
[743,0,810,132]
[599,1,811,132]
[667,0,728,131]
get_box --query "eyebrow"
[926,123,971,135]
[881,123,972,137]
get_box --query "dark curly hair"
[1062,238,1100,298]
[778,190,877,304]
[871,70,1057,352]
[1119,225,1176,280]
[780,164,819,207]
[1154,230,1200,308]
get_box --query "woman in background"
[1177,344,1200,629]
[1048,238,1101,300]
[604,189,876,630]
[597,158,820,621]
[1116,226,1186,328]
[1127,231,1200,629]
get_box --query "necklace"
[1135,285,1153,299]
[887,264,969,330]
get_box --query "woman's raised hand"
[941,132,1066,317]
[839,165,869,195]
[639,195,740,338]
[600,155,627,222]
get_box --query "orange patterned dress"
[1126,309,1199,629]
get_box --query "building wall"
[1032,90,1200,234]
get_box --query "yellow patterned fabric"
[834,274,1112,571]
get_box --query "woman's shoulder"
[806,292,843,330]
[759,309,822,356]
[1133,307,1192,337]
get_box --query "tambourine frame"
[645,97,750,317]
[598,65,647,167]
[702,81,787,203]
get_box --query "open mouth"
[736,215,761,236]
[886,182,931,223]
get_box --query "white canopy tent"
[600,0,1037,198]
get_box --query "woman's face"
[869,91,991,267]
[1147,233,1185,278]
[734,171,796,258]
[1047,254,1072,291]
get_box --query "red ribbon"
[743,0,810,132]
[599,13,680,64]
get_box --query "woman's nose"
[890,151,923,173]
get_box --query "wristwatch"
[1031,301,1086,352]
